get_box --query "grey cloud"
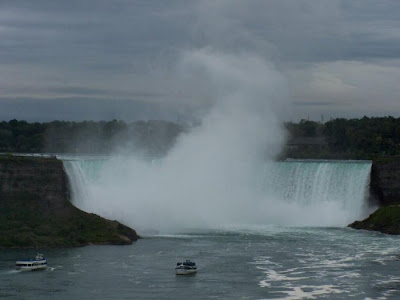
[294,101,338,107]
[2,0,400,65]
[1,0,400,121]
[47,86,165,99]
[0,97,189,122]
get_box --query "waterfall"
[63,159,107,212]
[262,160,372,215]
[62,158,372,232]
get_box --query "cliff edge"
[370,157,400,206]
[348,158,400,235]
[0,154,139,248]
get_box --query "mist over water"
[63,49,295,233]
[62,50,372,234]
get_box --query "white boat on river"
[15,254,47,271]
[175,259,197,275]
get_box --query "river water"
[1,226,399,299]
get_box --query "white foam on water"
[151,234,203,239]
[316,258,354,269]
[270,285,344,300]
[337,272,361,279]
[264,269,310,282]
[252,256,282,267]
[376,277,400,285]
[4,270,20,275]
[259,280,271,288]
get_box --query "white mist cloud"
[65,48,292,233]
[66,50,373,232]
[172,48,289,160]
[60,1,375,233]
[64,63,372,231]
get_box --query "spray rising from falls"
[62,50,371,233]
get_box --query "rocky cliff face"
[348,158,400,234]
[0,155,73,216]
[370,158,400,206]
[0,155,139,248]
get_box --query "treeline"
[0,119,184,157]
[284,116,400,159]
[2,117,400,159]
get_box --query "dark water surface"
[1,227,400,299]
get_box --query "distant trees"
[0,120,46,153]
[285,116,400,159]
[2,116,400,159]
[286,119,324,137]
[322,117,400,158]
[0,119,184,157]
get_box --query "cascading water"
[62,157,373,233]
[60,50,373,234]
[261,160,372,225]
[63,159,108,212]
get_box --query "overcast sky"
[1,0,400,122]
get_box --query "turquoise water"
[1,227,399,299]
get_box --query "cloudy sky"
[1,0,400,122]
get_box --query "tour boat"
[15,254,47,271]
[175,259,197,275]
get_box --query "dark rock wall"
[0,155,139,247]
[0,157,73,216]
[370,158,400,206]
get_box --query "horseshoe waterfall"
[62,158,373,233]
